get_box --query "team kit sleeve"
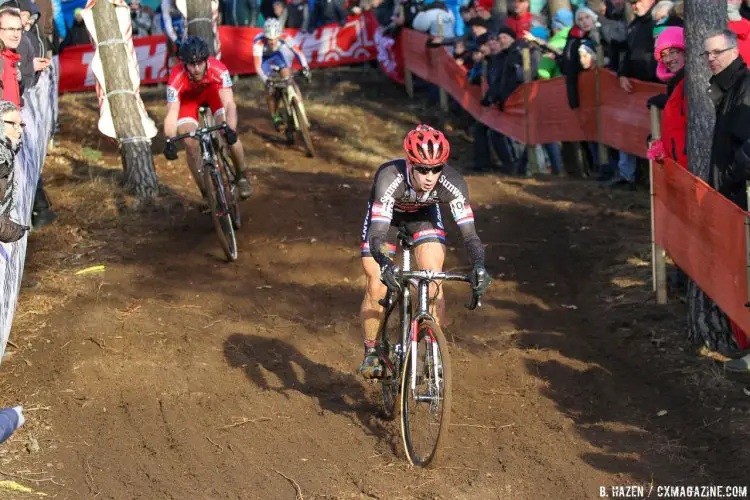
[252,38,268,81]
[442,173,485,267]
[165,69,181,103]
[366,168,399,266]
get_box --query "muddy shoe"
[359,348,384,379]
[725,352,750,373]
[237,177,253,200]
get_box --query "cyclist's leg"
[359,205,398,377]
[176,99,205,195]
[263,54,287,127]
[409,206,447,324]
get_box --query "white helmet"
[264,18,282,40]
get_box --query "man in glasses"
[0,100,28,242]
[0,8,23,107]
[357,124,492,378]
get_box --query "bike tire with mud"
[291,98,315,157]
[379,307,402,420]
[399,319,452,467]
[203,165,238,262]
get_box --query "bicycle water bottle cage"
[397,226,414,249]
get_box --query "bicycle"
[166,109,241,261]
[267,67,315,157]
[376,226,482,467]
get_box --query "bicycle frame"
[269,73,311,130]
[169,123,232,217]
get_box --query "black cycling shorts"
[360,204,446,258]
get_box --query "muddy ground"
[1,67,749,499]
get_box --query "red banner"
[58,14,379,93]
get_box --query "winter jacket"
[487,40,534,109]
[537,26,569,79]
[708,56,750,209]
[729,19,750,68]
[559,26,591,109]
[618,6,658,82]
[59,21,91,50]
[314,0,347,26]
[650,69,687,167]
[412,4,456,38]
[0,139,24,244]
[287,2,311,31]
[506,12,533,38]
[1,49,22,108]
[598,0,627,72]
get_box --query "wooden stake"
[649,105,667,304]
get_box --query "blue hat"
[552,9,573,30]
[530,26,549,41]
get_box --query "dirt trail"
[1,67,748,499]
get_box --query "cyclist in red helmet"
[358,124,492,378]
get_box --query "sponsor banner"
[58,13,380,92]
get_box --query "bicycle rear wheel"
[379,307,401,420]
[203,164,238,262]
[291,98,315,157]
[399,319,452,467]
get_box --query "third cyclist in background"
[253,18,312,131]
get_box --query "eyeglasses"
[701,47,733,59]
[0,27,23,33]
[4,120,25,129]
[413,164,444,175]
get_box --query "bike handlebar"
[166,123,227,144]
[396,270,483,310]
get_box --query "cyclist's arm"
[218,87,238,131]
[287,40,309,69]
[365,168,399,267]
[442,173,485,266]
[161,0,177,42]
[164,98,180,138]
[252,40,268,82]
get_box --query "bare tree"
[91,0,158,200]
[186,0,216,56]
[685,0,727,180]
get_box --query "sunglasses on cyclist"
[412,164,445,175]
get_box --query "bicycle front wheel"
[204,164,238,262]
[291,98,315,157]
[399,319,452,467]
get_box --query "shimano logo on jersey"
[438,175,465,203]
[380,173,403,203]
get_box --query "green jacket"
[537,27,570,80]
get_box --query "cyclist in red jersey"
[163,36,252,199]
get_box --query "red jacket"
[729,19,750,65]
[507,12,533,38]
[660,78,687,167]
[1,49,21,108]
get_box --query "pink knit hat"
[654,27,685,81]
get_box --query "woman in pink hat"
[647,26,687,167]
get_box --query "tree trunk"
[685,0,726,181]
[186,0,216,56]
[91,0,159,200]
[547,0,571,19]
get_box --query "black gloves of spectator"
[163,141,178,161]
[480,94,492,107]
[380,260,401,292]
[224,126,238,146]
[647,93,668,110]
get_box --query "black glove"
[380,260,401,292]
[470,264,492,295]
[224,126,238,145]
[480,94,491,107]
[163,140,178,160]
[302,68,312,83]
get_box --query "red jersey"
[166,56,232,103]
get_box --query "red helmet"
[403,124,450,166]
